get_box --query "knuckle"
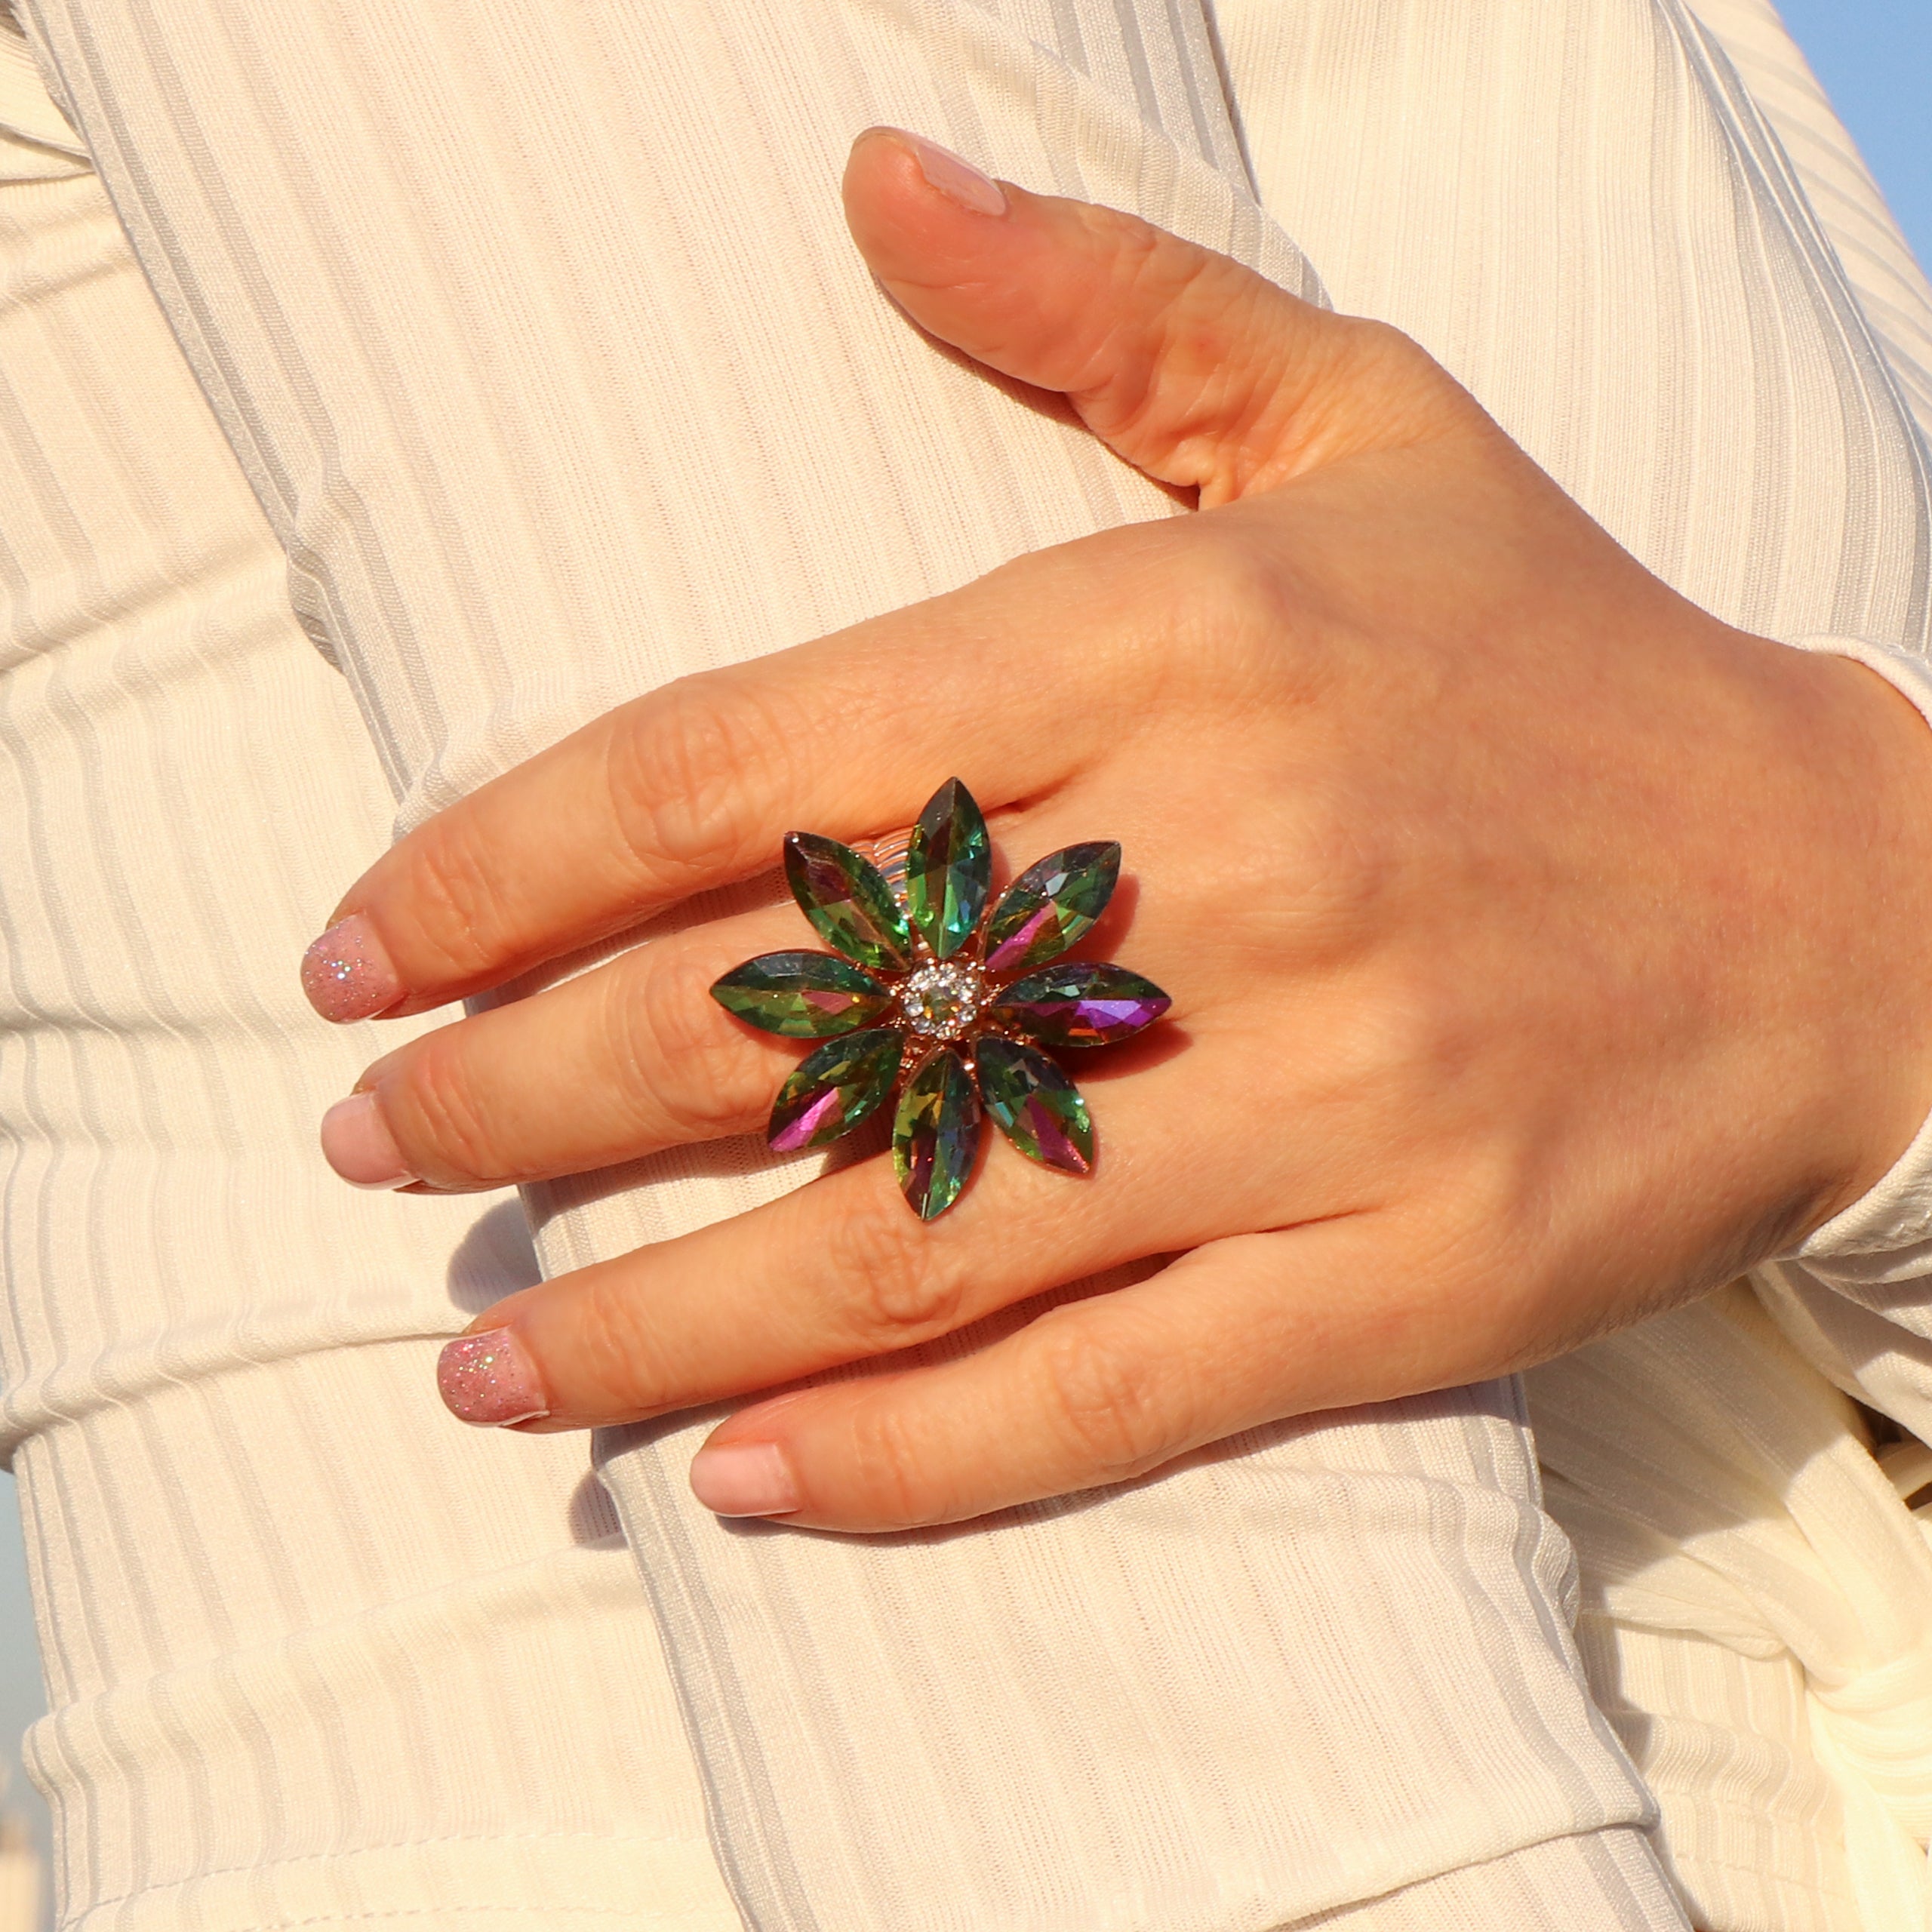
[1033,521,1293,722]
[572,1274,674,1415]
[1081,525,1287,717]
[1395,1149,1552,1332]
[1168,533,1292,689]
[1292,956,1465,1123]
[1340,315,1430,374]
[1228,785,1393,956]
[609,676,794,891]
[395,812,522,982]
[1029,1311,1177,1479]
[837,1400,943,1530]
[1349,964,1454,1088]
[389,1035,505,1183]
[823,1205,968,1352]
[1299,803,1394,939]
[608,944,763,1138]
[1330,315,1470,431]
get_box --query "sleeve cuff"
[0,14,88,174]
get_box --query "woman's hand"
[301,130,1932,1530]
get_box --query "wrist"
[1771,635,1932,1238]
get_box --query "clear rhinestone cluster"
[897,960,984,1038]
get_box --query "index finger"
[299,531,1177,1021]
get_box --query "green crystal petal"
[769,1029,903,1152]
[985,961,1171,1048]
[784,832,914,972]
[711,951,894,1037]
[893,1046,983,1219]
[982,841,1121,974]
[974,1037,1094,1174]
[905,777,990,961]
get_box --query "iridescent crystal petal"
[768,1029,903,1151]
[893,1046,983,1219]
[985,961,1171,1047]
[784,831,914,972]
[904,777,990,961]
[711,951,894,1037]
[982,841,1121,974]
[974,1036,1093,1174]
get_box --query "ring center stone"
[899,961,985,1039]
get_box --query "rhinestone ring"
[710,778,1171,1219]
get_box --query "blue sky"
[1,7,1928,1924]
[1780,0,1931,269]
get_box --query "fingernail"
[301,913,403,1022]
[689,1441,800,1517]
[319,1091,416,1189]
[437,1329,549,1427]
[897,130,1006,217]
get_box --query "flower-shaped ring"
[710,779,1171,1219]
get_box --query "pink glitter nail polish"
[301,913,404,1023]
[437,1330,549,1428]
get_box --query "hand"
[302,129,1932,1530]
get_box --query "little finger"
[686,1221,1396,1530]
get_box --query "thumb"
[841,128,1472,506]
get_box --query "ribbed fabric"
[0,2,1924,1930]
[1688,0,1932,443]
[1530,1286,1932,1932]
[0,78,738,1932]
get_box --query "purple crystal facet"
[767,1029,903,1151]
[982,841,1121,975]
[986,962,1171,1048]
[893,1046,983,1219]
[784,832,915,973]
[975,1036,1093,1174]
[711,950,893,1038]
